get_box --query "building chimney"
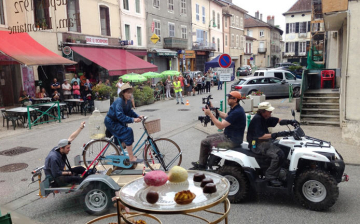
[260,14,263,21]
[267,16,271,23]
[267,15,274,26]
[255,11,259,19]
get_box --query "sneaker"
[181,102,184,105]
[176,102,179,104]
[191,161,200,167]
[189,165,206,170]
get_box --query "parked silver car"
[231,76,301,97]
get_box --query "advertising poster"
[22,65,35,97]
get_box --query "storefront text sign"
[86,36,109,45]
[62,46,73,60]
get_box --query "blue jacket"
[104,97,138,140]
[44,147,65,178]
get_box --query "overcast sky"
[233,0,298,31]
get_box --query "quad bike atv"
[207,110,349,211]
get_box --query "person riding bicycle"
[247,102,298,187]
[104,83,144,163]
[44,122,88,187]
[190,91,246,170]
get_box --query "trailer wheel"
[217,166,249,203]
[82,182,114,215]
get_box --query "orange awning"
[0,31,76,66]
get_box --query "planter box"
[250,95,266,107]
[240,98,253,112]
[94,99,110,113]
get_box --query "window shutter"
[303,22,307,33]
[295,22,299,33]
[295,41,299,56]
[286,23,289,34]
[307,21,311,32]
[106,7,110,36]
[76,0,81,32]
[286,43,288,52]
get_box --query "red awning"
[71,46,157,76]
[0,31,76,66]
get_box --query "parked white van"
[253,70,301,86]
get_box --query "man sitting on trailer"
[44,122,88,187]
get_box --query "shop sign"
[86,36,109,45]
[179,50,195,59]
[196,51,206,56]
[157,52,177,57]
[62,46,73,60]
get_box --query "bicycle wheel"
[144,138,182,171]
[83,139,120,169]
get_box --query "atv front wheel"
[294,170,339,211]
[217,166,249,203]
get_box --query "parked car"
[183,71,204,79]
[231,76,301,97]
[275,62,294,68]
[253,69,301,87]
[244,65,252,74]
[236,67,251,76]
[271,67,303,79]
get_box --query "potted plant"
[92,84,112,112]
[240,95,253,112]
[76,38,81,44]
[41,19,47,29]
[249,90,265,107]
[66,35,72,42]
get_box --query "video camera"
[198,95,219,127]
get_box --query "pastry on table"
[144,170,168,186]
[168,166,188,183]
[200,178,214,187]
[193,172,206,182]
[203,183,217,193]
[174,190,196,204]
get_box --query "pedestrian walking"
[217,74,223,90]
[173,76,184,105]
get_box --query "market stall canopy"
[0,31,76,66]
[160,70,181,77]
[121,73,147,83]
[71,46,158,76]
[142,72,162,78]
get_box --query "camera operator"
[190,91,246,170]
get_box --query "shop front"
[0,31,75,107]
[195,51,208,72]
[147,49,178,73]
[178,50,196,72]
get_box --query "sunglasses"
[228,96,236,100]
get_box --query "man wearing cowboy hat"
[247,102,298,187]
[104,83,144,164]
[190,91,246,170]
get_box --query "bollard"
[218,100,223,132]
[247,114,251,129]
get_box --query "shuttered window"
[137,26,142,46]
[0,0,5,25]
[100,6,110,36]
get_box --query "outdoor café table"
[87,170,231,224]
[5,107,36,127]
[32,97,52,104]
[64,99,84,114]
[38,102,68,120]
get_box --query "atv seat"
[231,144,271,169]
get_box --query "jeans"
[175,91,183,103]
[166,88,171,98]
[198,133,235,166]
[54,166,86,187]
[197,84,202,94]
[253,141,284,179]
[73,94,80,99]
[206,81,211,93]
[218,81,223,90]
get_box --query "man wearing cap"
[190,91,246,170]
[247,102,298,187]
[44,122,87,186]
[105,83,144,163]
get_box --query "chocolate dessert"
[193,172,206,182]
[200,178,214,187]
[146,191,159,204]
[203,183,217,193]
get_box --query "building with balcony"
[321,0,360,142]
[208,0,225,61]
[244,11,283,68]
[244,36,256,66]
[222,3,247,69]
[283,0,312,66]
[145,0,192,72]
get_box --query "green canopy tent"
[141,72,162,79]
[160,70,181,78]
[121,73,147,83]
